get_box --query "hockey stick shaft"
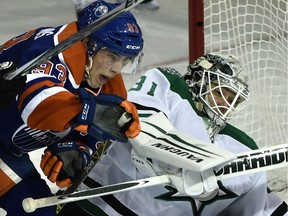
[215,143,288,179]
[56,112,132,213]
[62,111,132,195]
[55,140,112,214]
[3,0,144,80]
[22,143,288,212]
[64,140,112,195]
[23,175,171,213]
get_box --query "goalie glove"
[75,88,140,142]
[170,169,219,201]
[40,141,91,188]
[131,150,219,201]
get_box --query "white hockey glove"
[131,150,219,201]
[169,169,219,201]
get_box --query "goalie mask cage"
[189,0,287,200]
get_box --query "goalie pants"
[0,143,55,215]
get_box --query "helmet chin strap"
[84,55,102,95]
[85,55,93,88]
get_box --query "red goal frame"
[188,0,204,63]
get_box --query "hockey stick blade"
[3,0,144,80]
[23,143,288,213]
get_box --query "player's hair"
[77,0,144,58]
[183,54,249,123]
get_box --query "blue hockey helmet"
[77,0,144,58]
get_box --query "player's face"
[88,49,130,88]
[207,83,242,116]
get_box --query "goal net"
[194,0,288,148]
[196,0,287,200]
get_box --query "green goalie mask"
[183,54,249,125]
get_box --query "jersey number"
[129,76,157,96]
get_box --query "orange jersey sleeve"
[26,91,82,131]
[60,22,86,85]
[19,22,86,132]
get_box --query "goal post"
[189,0,288,201]
[188,0,204,62]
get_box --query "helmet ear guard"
[183,54,249,123]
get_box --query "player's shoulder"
[34,22,76,41]
[220,123,258,150]
[143,67,183,84]
[157,67,182,77]
[141,67,195,104]
[143,67,181,77]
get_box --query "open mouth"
[99,74,110,84]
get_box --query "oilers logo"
[11,124,71,153]
[94,5,109,17]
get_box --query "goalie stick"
[23,143,288,213]
[2,0,144,81]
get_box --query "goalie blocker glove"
[75,88,140,142]
[0,61,26,111]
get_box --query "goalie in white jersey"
[58,54,287,215]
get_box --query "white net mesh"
[204,0,287,147]
[204,0,287,201]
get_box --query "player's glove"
[75,88,140,142]
[40,141,91,188]
[131,150,219,201]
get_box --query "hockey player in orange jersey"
[0,0,143,215]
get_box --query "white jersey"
[78,67,287,216]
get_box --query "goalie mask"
[183,54,249,129]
